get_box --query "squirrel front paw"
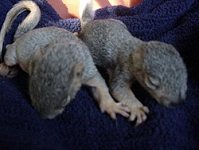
[99,100,130,120]
[127,104,149,126]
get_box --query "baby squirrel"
[0,1,130,119]
[78,0,188,125]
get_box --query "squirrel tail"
[79,0,94,28]
[0,0,41,61]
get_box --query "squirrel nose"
[168,100,180,107]
[163,95,186,107]
[180,90,186,101]
[159,95,181,107]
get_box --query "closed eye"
[145,75,160,90]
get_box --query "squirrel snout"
[159,94,185,107]
[40,108,64,119]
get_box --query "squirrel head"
[29,43,84,119]
[132,41,188,107]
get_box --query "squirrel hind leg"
[0,63,18,78]
[0,44,18,77]
[4,44,17,67]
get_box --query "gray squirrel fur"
[0,1,130,119]
[79,0,188,125]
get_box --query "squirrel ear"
[72,63,84,78]
[73,32,78,36]
[67,63,84,99]
[60,96,71,108]
[144,75,160,90]
[131,44,145,70]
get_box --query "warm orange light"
[47,0,142,18]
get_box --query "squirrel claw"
[128,106,149,126]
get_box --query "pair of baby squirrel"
[0,0,187,125]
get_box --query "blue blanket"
[0,0,199,149]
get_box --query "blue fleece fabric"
[0,0,199,149]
